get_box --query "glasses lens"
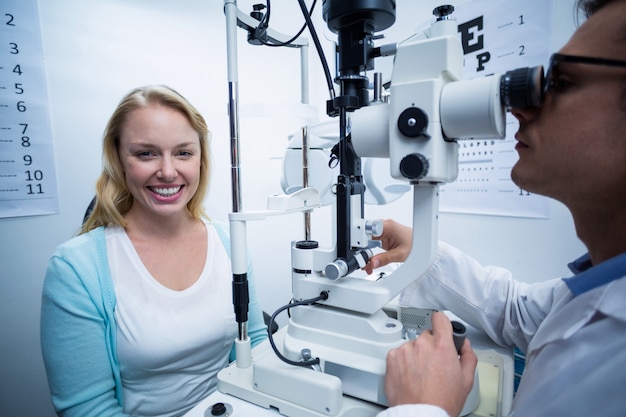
[543,54,560,97]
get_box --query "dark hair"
[577,0,619,17]
[576,0,626,110]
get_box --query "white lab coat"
[377,242,626,417]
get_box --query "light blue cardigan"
[41,221,267,417]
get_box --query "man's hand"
[384,312,478,417]
[364,219,413,275]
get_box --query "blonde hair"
[80,85,211,235]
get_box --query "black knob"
[251,4,265,21]
[399,153,429,180]
[433,5,455,19]
[296,240,319,250]
[210,402,227,416]
[451,320,467,355]
[397,107,428,138]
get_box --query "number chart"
[1,0,58,218]
[439,0,552,218]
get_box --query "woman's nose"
[157,157,177,180]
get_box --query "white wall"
[0,1,582,415]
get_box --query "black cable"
[267,292,328,368]
[250,0,335,101]
[260,0,317,48]
[296,0,336,100]
[254,1,270,44]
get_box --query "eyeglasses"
[544,53,626,96]
[499,53,626,110]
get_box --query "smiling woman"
[40,85,268,417]
[80,85,211,233]
[117,104,202,222]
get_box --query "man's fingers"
[363,254,387,275]
[430,311,454,337]
[459,338,478,387]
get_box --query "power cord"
[267,291,329,368]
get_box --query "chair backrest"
[83,196,97,225]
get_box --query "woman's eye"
[135,151,154,158]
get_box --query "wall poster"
[1,0,59,218]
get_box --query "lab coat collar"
[562,251,626,297]
[528,275,626,357]
[567,253,592,274]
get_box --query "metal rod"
[302,126,311,240]
[300,45,309,105]
[225,0,247,342]
[228,83,242,213]
[373,72,383,102]
[225,0,242,213]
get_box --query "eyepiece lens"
[500,65,544,110]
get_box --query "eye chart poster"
[439,0,552,218]
[0,0,59,218]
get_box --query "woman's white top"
[106,221,238,417]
